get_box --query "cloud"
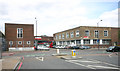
[0,0,118,36]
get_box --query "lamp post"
[97,20,102,50]
[35,17,37,36]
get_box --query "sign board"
[83,36,88,39]
[97,39,99,43]
[35,37,42,40]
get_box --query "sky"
[0,0,119,36]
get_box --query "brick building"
[5,23,34,51]
[53,26,120,48]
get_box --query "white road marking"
[88,65,119,69]
[36,57,44,61]
[65,60,96,69]
[69,60,100,63]
[65,59,119,69]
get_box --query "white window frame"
[104,30,108,37]
[9,41,13,45]
[66,32,69,38]
[18,41,22,45]
[94,30,99,38]
[85,30,90,36]
[17,28,23,38]
[56,35,58,40]
[62,33,65,39]
[70,31,74,38]
[27,41,31,45]
[76,30,79,37]
[59,34,61,39]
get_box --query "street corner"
[2,56,23,70]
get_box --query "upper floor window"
[95,30,99,38]
[104,30,108,36]
[56,35,58,40]
[70,31,74,38]
[59,34,61,39]
[76,30,79,37]
[17,28,23,38]
[66,32,69,38]
[62,33,65,39]
[85,30,89,36]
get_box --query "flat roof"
[5,23,34,26]
[54,26,119,34]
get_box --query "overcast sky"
[0,0,119,36]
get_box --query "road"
[2,48,120,71]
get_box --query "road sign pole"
[72,50,76,58]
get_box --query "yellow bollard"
[72,50,76,58]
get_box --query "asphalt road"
[10,48,118,70]
[3,48,119,71]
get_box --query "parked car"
[37,45,49,51]
[79,46,91,49]
[106,46,120,52]
[65,46,72,49]
[71,46,79,49]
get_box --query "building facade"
[5,23,34,51]
[53,26,120,48]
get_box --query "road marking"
[69,60,100,63]
[65,60,96,69]
[65,59,119,69]
[87,58,119,67]
[36,57,44,61]
[88,65,119,69]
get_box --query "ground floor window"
[27,41,31,45]
[102,39,111,45]
[84,39,90,44]
[93,39,98,44]
[18,41,22,45]
[9,41,13,45]
[76,40,81,45]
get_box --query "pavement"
[0,52,22,71]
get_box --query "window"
[56,35,58,40]
[62,33,65,39]
[93,39,98,44]
[18,41,22,45]
[84,39,90,44]
[85,30,89,36]
[66,33,69,38]
[71,32,74,38]
[17,28,23,38]
[102,39,111,44]
[27,41,31,45]
[76,40,81,45]
[9,41,13,45]
[76,30,79,37]
[104,30,108,36]
[59,34,61,39]
[95,30,99,38]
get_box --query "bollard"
[57,49,60,54]
[72,50,76,58]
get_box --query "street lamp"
[97,20,102,27]
[35,17,37,36]
[97,20,102,50]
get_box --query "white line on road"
[36,57,44,61]
[69,60,100,63]
[87,65,119,69]
[65,60,96,69]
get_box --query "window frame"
[104,30,108,37]
[85,30,90,36]
[94,30,99,38]
[17,28,23,38]
[18,41,22,45]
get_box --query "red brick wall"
[5,23,34,48]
